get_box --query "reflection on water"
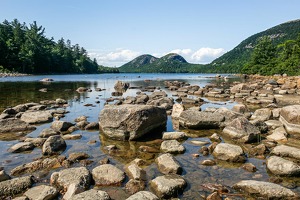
[0,74,299,199]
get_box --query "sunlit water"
[0,73,299,199]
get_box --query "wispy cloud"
[88,47,226,67]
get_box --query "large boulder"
[212,143,246,163]
[92,164,125,186]
[222,117,260,143]
[99,105,167,141]
[24,185,58,200]
[126,191,158,200]
[156,153,182,175]
[70,189,110,200]
[0,118,36,133]
[179,110,225,129]
[214,107,243,125]
[50,167,91,191]
[266,156,300,176]
[0,176,33,197]
[271,145,300,160]
[20,110,53,124]
[42,135,66,155]
[233,180,299,199]
[280,105,300,134]
[150,174,186,199]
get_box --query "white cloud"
[191,48,226,63]
[88,49,140,67]
[169,49,192,56]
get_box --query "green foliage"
[0,19,118,74]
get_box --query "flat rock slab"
[24,185,58,200]
[0,118,36,133]
[266,156,300,176]
[150,174,186,199]
[21,110,53,124]
[162,132,186,140]
[70,189,110,200]
[233,180,299,199]
[8,142,35,153]
[179,110,225,129]
[99,105,167,141]
[222,117,260,143]
[50,167,91,190]
[160,140,185,154]
[92,164,125,186]
[126,191,159,200]
[0,176,33,197]
[212,143,246,163]
[156,153,182,175]
[271,145,300,160]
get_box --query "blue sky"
[2,0,300,67]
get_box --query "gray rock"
[85,122,99,130]
[250,108,272,122]
[214,107,243,125]
[232,104,247,113]
[156,153,182,174]
[42,135,66,155]
[125,179,145,195]
[265,120,283,130]
[24,138,46,147]
[212,143,246,163]
[24,185,58,200]
[271,145,300,160]
[162,132,186,140]
[0,170,10,182]
[125,163,146,181]
[51,121,74,132]
[266,126,288,142]
[11,158,60,176]
[12,196,28,200]
[179,110,224,129]
[20,111,53,124]
[68,152,89,163]
[150,174,186,198]
[171,104,184,119]
[50,167,91,190]
[92,164,125,186]
[233,180,299,199]
[62,134,82,140]
[160,140,185,154]
[266,156,300,176]
[70,189,110,200]
[99,105,167,141]
[39,128,59,138]
[0,118,36,133]
[76,121,89,129]
[200,159,216,166]
[280,105,300,134]
[222,117,260,143]
[8,142,35,153]
[126,191,158,200]
[0,176,33,197]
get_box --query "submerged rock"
[233,180,299,199]
[99,105,167,141]
[125,179,145,195]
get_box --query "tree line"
[241,34,300,75]
[0,19,119,74]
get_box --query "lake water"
[0,73,299,199]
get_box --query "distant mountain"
[119,53,208,73]
[210,19,300,73]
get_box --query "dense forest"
[0,19,119,74]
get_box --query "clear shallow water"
[0,73,299,199]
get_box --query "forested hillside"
[210,19,300,73]
[0,19,118,74]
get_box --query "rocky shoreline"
[0,74,300,199]
[0,72,30,77]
